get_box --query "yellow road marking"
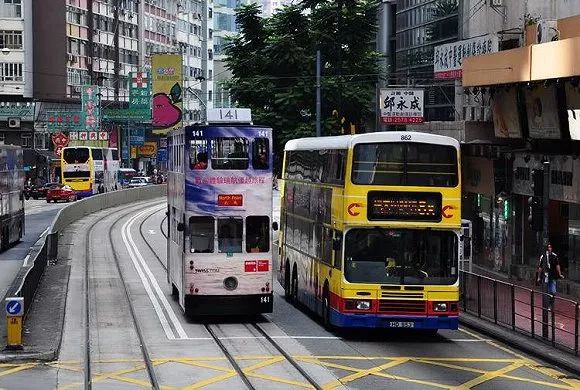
[324,358,410,390]
[0,364,36,377]
[246,372,314,389]
[452,362,524,389]
[373,372,451,389]
[183,372,238,390]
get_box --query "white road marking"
[148,229,156,235]
[22,254,30,267]
[124,206,188,339]
[122,211,176,339]
[40,227,50,238]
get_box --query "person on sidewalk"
[536,243,565,308]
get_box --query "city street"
[0,199,577,389]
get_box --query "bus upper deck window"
[189,216,214,253]
[252,138,269,170]
[218,218,243,253]
[190,139,208,170]
[211,138,249,170]
[246,216,269,253]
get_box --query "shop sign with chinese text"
[82,85,100,131]
[129,72,152,110]
[46,111,84,131]
[434,34,499,79]
[379,89,424,124]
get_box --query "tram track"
[137,206,324,390]
[84,203,162,390]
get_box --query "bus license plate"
[389,321,414,328]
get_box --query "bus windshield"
[352,142,457,187]
[63,147,90,164]
[344,228,458,285]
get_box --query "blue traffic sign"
[5,297,23,317]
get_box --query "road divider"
[4,185,166,352]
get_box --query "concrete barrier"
[50,184,167,234]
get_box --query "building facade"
[394,0,459,122]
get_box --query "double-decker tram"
[278,132,461,331]
[0,145,24,251]
[167,109,275,316]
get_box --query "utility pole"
[541,159,551,339]
[316,50,321,137]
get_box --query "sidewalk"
[462,266,579,358]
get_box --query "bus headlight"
[433,302,447,312]
[223,277,238,291]
[356,300,371,310]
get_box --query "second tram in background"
[278,131,461,332]
[167,109,275,316]
[61,146,119,197]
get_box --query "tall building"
[0,0,34,148]
[394,0,459,121]
[261,0,291,17]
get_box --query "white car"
[127,177,149,188]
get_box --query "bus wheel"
[284,261,291,302]
[421,329,438,336]
[291,266,298,304]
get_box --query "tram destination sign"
[367,191,442,221]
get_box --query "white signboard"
[434,34,499,79]
[379,89,424,124]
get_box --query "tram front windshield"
[344,229,458,285]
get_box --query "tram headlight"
[433,302,447,312]
[355,300,371,310]
[223,277,238,291]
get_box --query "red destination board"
[217,194,243,206]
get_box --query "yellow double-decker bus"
[278,131,461,332]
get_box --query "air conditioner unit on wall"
[8,117,20,129]
[537,20,559,43]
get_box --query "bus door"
[460,219,473,273]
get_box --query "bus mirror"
[177,222,185,232]
[272,221,279,231]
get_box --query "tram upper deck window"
[189,216,214,253]
[246,216,269,253]
[218,218,243,253]
[211,138,249,170]
[252,138,269,170]
[63,147,90,164]
[190,139,208,170]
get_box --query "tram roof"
[284,132,460,151]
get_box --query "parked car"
[46,184,77,203]
[26,182,60,200]
[127,177,149,188]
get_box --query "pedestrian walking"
[536,243,564,308]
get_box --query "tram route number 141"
[260,296,271,304]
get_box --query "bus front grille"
[381,292,424,299]
[378,300,426,314]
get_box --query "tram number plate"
[389,321,414,328]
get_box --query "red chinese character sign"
[379,89,424,124]
[82,85,101,132]
[52,132,69,156]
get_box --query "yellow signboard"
[139,141,157,157]
[152,54,183,135]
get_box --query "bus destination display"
[367,191,441,221]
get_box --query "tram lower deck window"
[218,218,243,253]
[189,216,214,253]
[246,216,269,253]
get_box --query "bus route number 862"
[401,134,412,141]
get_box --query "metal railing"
[460,271,579,356]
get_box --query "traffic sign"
[5,297,23,317]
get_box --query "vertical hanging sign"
[82,85,100,132]
[129,71,152,110]
[152,54,183,135]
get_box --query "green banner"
[46,111,84,131]
[102,108,151,121]
[82,85,100,131]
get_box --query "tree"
[224,1,381,170]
